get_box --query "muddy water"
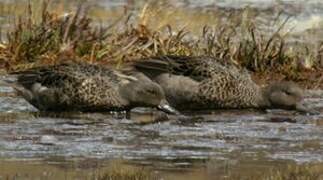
[0,76,323,178]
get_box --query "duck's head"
[120,72,179,115]
[263,81,317,114]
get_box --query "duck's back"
[13,63,128,111]
[196,60,262,109]
[134,56,263,110]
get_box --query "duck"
[5,62,179,116]
[133,55,316,114]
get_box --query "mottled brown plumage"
[134,55,314,113]
[8,62,178,114]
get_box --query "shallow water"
[0,77,323,178]
[1,0,323,33]
[0,0,323,178]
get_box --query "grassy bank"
[0,1,322,88]
[1,159,323,180]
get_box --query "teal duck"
[134,55,316,114]
[6,62,178,115]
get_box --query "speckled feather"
[13,63,132,111]
[134,55,265,110]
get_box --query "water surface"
[0,77,322,178]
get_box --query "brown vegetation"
[100,163,323,180]
[0,1,322,88]
[98,164,157,180]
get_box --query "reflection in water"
[0,83,322,170]
[0,83,322,177]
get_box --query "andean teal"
[6,62,178,115]
[134,55,315,114]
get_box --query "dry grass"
[97,161,157,180]
[0,1,322,88]
[94,162,323,180]
[218,162,323,180]
[98,167,156,180]
[0,158,322,180]
[264,163,322,180]
[3,2,108,68]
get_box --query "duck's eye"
[147,89,155,94]
[285,91,292,95]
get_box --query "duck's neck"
[257,86,272,108]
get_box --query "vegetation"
[265,164,322,180]
[0,1,322,88]
[2,160,323,180]
[99,163,323,180]
[0,2,322,180]
[98,164,157,180]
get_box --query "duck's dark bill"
[157,104,180,115]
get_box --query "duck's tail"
[132,58,169,79]
[133,55,205,79]
[1,75,34,101]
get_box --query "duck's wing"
[133,55,217,81]
[3,64,74,110]
[7,63,124,110]
[9,63,76,90]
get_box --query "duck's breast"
[154,73,199,109]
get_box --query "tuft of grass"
[4,1,108,69]
[98,163,157,180]
[265,164,322,180]
[223,163,323,180]
[97,162,323,180]
[0,1,321,88]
